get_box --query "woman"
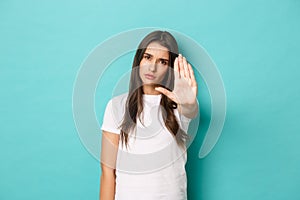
[100,30,198,200]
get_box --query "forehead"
[145,42,169,57]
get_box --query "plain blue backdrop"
[1,0,299,199]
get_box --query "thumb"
[155,87,177,103]
[155,87,171,97]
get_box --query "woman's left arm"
[155,54,198,119]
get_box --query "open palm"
[155,54,197,105]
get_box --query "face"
[139,42,170,86]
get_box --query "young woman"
[100,30,198,200]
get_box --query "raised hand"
[155,54,198,118]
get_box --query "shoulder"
[106,92,128,115]
[109,92,128,107]
[101,93,129,133]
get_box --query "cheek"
[160,66,169,75]
[139,59,149,69]
[139,66,147,82]
[157,67,169,79]
[139,65,145,76]
[139,60,146,73]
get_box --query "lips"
[145,74,155,80]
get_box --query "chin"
[143,82,156,86]
[142,79,157,85]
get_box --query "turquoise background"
[1,0,299,199]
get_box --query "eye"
[143,54,151,60]
[160,60,168,65]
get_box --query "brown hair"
[120,30,189,149]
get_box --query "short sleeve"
[101,99,121,134]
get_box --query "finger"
[188,63,197,87]
[155,87,172,98]
[174,57,180,79]
[178,54,185,78]
[182,56,189,78]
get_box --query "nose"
[148,60,157,72]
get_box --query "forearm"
[100,172,116,200]
[178,99,199,119]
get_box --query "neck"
[142,84,161,95]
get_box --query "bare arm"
[177,99,198,119]
[100,131,120,200]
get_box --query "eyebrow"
[143,53,169,62]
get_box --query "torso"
[107,93,191,200]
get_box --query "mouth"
[145,74,156,80]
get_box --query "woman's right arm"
[99,131,120,200]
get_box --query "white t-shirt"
[101,93,191,200]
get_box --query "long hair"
[119,30,189,149]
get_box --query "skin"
[155,52,198,119]
[99,42,198,200]
[139,42,198,118]
[139,42,170,95]
[99,131,119,200]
